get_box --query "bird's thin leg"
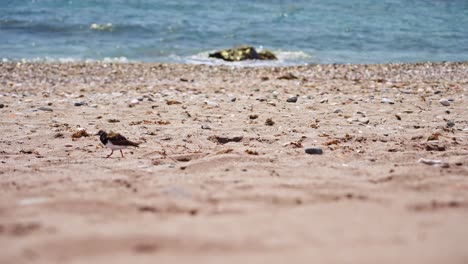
[120,150,124,158]
[106,150,114,159]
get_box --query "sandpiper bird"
[96,130,139,158]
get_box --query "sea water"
[1,0,467,65]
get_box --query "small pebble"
[201,124,211,130]
[333,108,343,113]
[205,101,219,107]
[305,148,323,155]
[447,120,455,128]
[129,99,139,107]
[439,99,450,106]
[265,118,275,126]
[358,117,369,124]
[0,103,4,108]
[230,97,237,102]
[381,98,395,104]
[74,102,86,107]
[286,96,298,103]
[38,106,53,112]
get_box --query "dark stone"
[209,45,277,62]
[38,106,53,112]
[447,120,455,128]
[208,135,243,145]
[265,118,275,126]
[277,73,299,80]
[305,148,323,155]
[286,96,298,103]
[425,142,446,151]
[0,103,4,108]
[74,102,86,107]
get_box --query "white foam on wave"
[1,49,311,66]
[90,23,114,31]
[274,50,312,61]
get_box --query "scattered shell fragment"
[418,158,443,166]
[439,99,450,106]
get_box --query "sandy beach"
[1,62,467,263]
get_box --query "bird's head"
[95,130,107,136]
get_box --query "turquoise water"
[1,0,467,65]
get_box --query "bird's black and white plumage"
[96,130,139,158]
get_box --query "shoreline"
[1,61,467,263]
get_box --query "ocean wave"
[1,57,130,63]
[0,18,152,35]
[90,23,114,31]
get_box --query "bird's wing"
[108,132,139,147]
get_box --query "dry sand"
[1,62,467,264]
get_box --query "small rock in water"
[286,96,298,103]
[439,99,450,106]
[38,106,53,112]
[305,147,323,155]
